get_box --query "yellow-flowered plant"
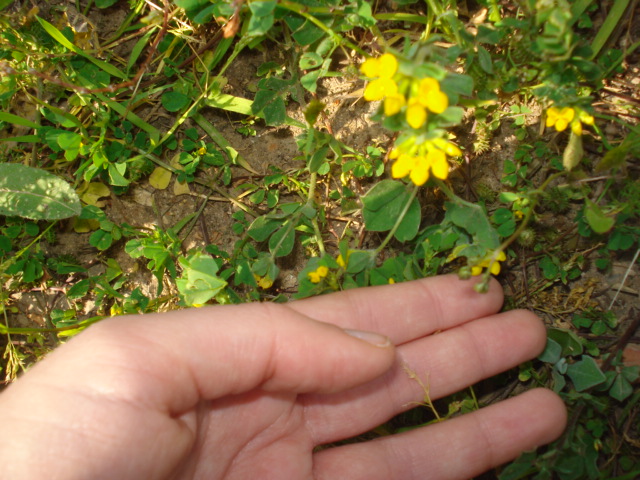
[471,250,507,276]
[546,106,594,135]
[390,136,462,186]
[360,52,460,187]
[307,265,329,283]
[361,53,449,130]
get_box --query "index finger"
[289,274,504,344]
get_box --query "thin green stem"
[375,185,419,255]
[307,172,326,255]
[278,1,367,56]
[0,222,56,275]
[0,315,105,336]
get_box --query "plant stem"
[307,172,326,255]
[375,184,419,255]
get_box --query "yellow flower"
[336,254,346,268]
[254,274,274,289]
[361,53,399,102]
[417,78,448,114]
[390,137,461,186]
[388,278,396,284]
[579,110,594,125]
[471,250,507,276]
[361,53,398,79]
[571,110,595,135]
[432,138,462,157]
[404,78,449,129]
[547,106,595,135]
[427,149,449,179]
[384,93,406,116]
[364,78,398,101]
[546,107,575,132]
[406,98,427,129]
[307,265,329,283]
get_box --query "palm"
[182,393,310,478]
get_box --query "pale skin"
[0,274,567,479]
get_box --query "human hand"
[0,274,566,479]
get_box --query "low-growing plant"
[1,0,638,475]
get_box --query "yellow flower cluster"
[307,265,329,283]
[471,250,507,276]
[361,53,449,129]
[390,137,462,186]
[546,106,594,135]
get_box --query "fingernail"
[343,328,391,347]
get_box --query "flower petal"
[378,53,398,79]
[490,261,501,275]
[406,101,427,129]
[384,93,405,116]
[471,266,483,276]
[364,79,387,101]
[555,118,569,132]
[425,89,449,114]
[410,156,430,186]
[391,154,414,179]
[429,149,449,179]
[571,120,582,135]
[361,57,381,78]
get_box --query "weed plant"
[0,0,639,478]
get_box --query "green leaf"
[477,46,493,74]
[442,73,474,96]
[96,0,118,7]
[56,131,83,162]
[361,180,420,241]
[609,373,634,401]
[309,145,329,173]
[247,12,274,37]
[538,338,562,364]
[108,163,130,187]
[162,91,190,112]
[345,250,376,274]
[89,230,114,250]
[247,216,282,242]
[249,0,276,17]
[289,19,324,46]
[299,52,323,70]
[393,196,420,241]
[445,202,500,249]
[269,222,295,257]
[301,70,322,93]
[547,328,584,356]
[36,16,126,79]
[176,252,227,306]
[584,199,615,234]
[67,279,91,299]
[0,164,81,220]
[0,112,40,129]
[361,179,406,213]
[252,89,286,126]
[566,355,606,391]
